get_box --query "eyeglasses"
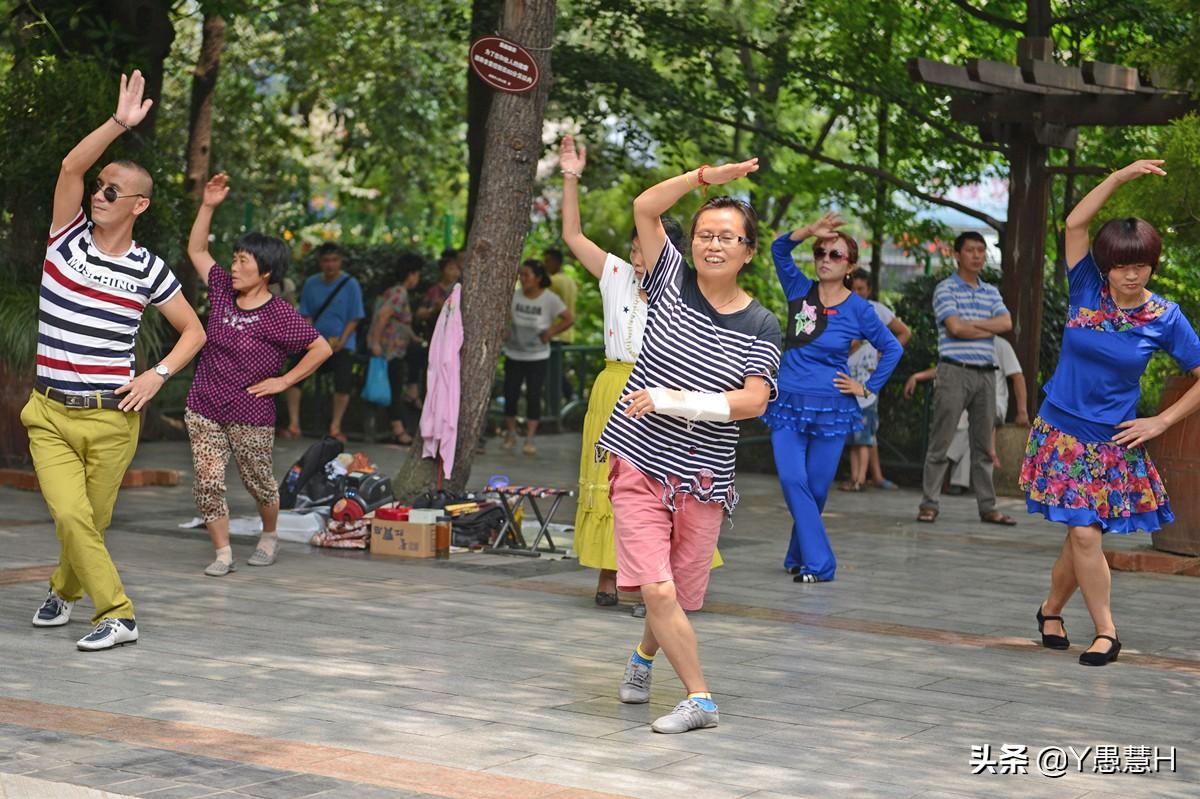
[694,232,751,247]
[813,247,848,263]
[89,178,146,204]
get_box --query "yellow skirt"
[574,359,723,572]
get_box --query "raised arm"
[187,174,230,285]
[559,136,607,279]
[1065,159,1165,268]
[54,70,154,232]
[632,159,758,275]
[773,212,845,299]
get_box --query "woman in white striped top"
[597,159,782,734]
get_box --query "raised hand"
[115,70,154,129]
[703,158,759,186]
[806,211,847,240]
[559,135,587,175]
[1113,159,1166,184]
[202,173,230,208]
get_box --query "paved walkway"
[2,434,1198,798]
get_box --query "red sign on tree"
[469,36,540,94]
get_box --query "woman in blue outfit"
[1022,159,1200,666]
[765,213,903,582]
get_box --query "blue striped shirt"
[596,238,781,514]
[934,273,1008,365]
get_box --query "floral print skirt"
[1019,415,1173,534]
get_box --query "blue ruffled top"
[763,232,903,435]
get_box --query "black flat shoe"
[594,591,618,607]
[1079,634,1121,666]
[794,573,829,583]
[1036,605,1070,650]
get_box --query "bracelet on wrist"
[111,115,132,131]
[561,168,582,179]
[697,164,713,186]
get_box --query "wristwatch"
[153,363,171,381]
[861,386,872,400]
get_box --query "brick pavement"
[1,434,1198,798]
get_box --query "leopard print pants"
[185,409,279,522]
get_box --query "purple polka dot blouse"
[186,264,321,427]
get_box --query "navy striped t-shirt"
[38,209,181,391]
[596,238,782,514]
[934,272,1008,366]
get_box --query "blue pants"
[772,428,846,581]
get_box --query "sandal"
[980,510,1017,526]
[594,591,618,607]
[837,481,864,492]
[873,479,898,490]
[386,433,414,446]
[916,507,938,523]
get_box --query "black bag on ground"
[451,506,506,548]
[279,436,344,510]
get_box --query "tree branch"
[947,0,1024,30]
[701,111,1007,232]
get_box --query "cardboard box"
[371,519,436,558]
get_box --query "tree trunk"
[181,13,226,304]
[465,0,504,233]
[868,98,890,298]
[393,0,555,500]
[1001,130,1049,423]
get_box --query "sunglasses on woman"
[89,178,146,204]
[813,246,847,262]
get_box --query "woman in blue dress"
[1023,159,1200,666]
[765,212,903,582]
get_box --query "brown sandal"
[916,507,938,523]
[980,510,1017,526]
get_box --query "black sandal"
[594,591,618,607]
[1036,604,1070,649]
[1079,634,1120,666]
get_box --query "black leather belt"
[940,358,997,372]
[34,380,124,410]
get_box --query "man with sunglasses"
[917,231,1016,525]
[23,70,206,652]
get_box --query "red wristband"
[696,165,713,186]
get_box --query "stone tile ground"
[1,434,1197,798]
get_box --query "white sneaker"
[32,590,73,627]
[77,618,138,651]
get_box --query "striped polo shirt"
[37,209,181,392]
[933,272,1008,366]
[596,239,782,514]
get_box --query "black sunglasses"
[89,178,146,204]
[813,246,848,262]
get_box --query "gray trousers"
[921,362,997,514]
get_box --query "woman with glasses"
[558,136,722,616]
[765,213,903,583]
[597,159,781,734]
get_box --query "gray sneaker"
[204,559,236,577]
[651,698,719,734]
[618,658,652,704]
[247,547,276,567]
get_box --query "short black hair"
[849,267,871,284]
[437,253,457,271]
[543,247,564,264]
[522,258,551,289]
[1093,217,1162,275]
[441,247,458,260]
[316,242,343,258]
[393,252,425,283]
[632,217,686,255]
[109,159,153,198]
[233,232,291,285]
[953,231,986,252]
[691,196,758,249]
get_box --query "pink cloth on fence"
[420,283,463,480]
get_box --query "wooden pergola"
[909,22,1196,420]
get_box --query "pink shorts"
[609,456,724,611]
